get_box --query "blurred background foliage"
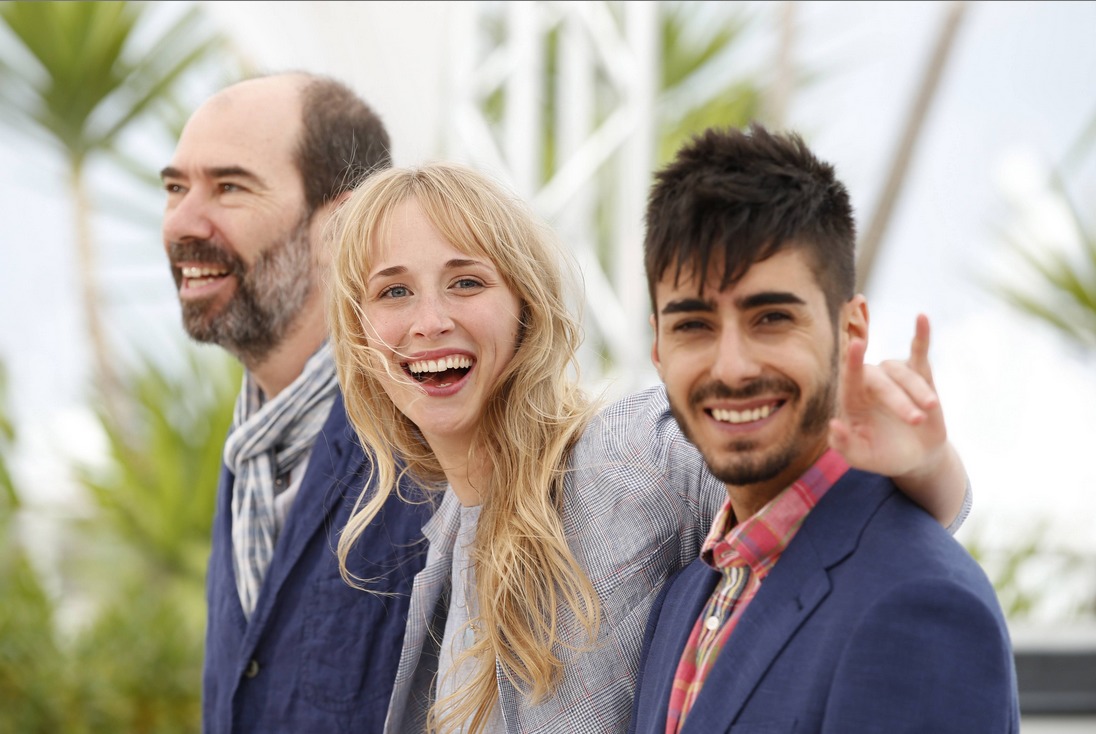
[971,105,1096,623]
[0,350,239,733]
[0,0,232,422]
[655,1,764,165]
[993,162,1096,353]
[0,1,241,730]
[0,0,1094,730]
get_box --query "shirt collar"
[701,448,850,576]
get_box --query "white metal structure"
[206,0,667,394]
[441,1,661,396]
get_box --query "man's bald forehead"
[204,73,309,112]
[180,73,308,150]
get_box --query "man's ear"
[310,191,354,266]
[840,294,869,354]
[649,313,662,377]
[329,189,354,211]
[313,190,354,227]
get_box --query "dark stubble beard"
[668,347,838,487]
[168,212,314,366]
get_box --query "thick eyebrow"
[367,264,405,283]
[660,290,806,316]
[738,291,807,310]
[159,165,267,188]
[660,297,715,316]
[367,258,487,284]
[444,258,483,271]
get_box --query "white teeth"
[711,404,775,424]
[407,355,473,374]
[181,266,229,278]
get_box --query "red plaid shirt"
[665,449,849,733]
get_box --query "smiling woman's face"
[359,196,522,455]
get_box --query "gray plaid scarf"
[224,342,339,620]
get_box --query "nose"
[163,187,215,247]
[709,324,762,386]
[410,292,454,339]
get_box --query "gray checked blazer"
[384,386,726,733]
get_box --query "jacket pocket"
[300,575,410,715]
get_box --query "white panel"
[200,0,454,165]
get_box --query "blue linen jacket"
[202,392,432,733]
[629,469,1019,734]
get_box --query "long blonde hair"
[328,163,600,732]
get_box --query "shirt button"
[704,615,721,631]
[244,659,260,678]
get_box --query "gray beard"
[174,215,314,366]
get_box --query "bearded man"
[161,73,430,734]
[630,124,1019,733]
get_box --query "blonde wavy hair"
[327,163,600,732]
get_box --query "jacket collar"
[681,470,893,731]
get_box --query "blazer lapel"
[682,544,830,732]
[385,492,462,734]
[681,470,891,732]
[241,398,359,644]
[212,462,249,632]
[636,562,720,732]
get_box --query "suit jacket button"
[244,659,260,678]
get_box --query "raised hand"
[830,314,967,526]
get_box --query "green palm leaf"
[0,1,226,163]
[656,3,766,164]
[993,169,1096,351]
[75,349,241,585]
[0,364,17,513]
[1,6,235,726]
[0,0,234,422]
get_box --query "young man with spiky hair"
[630,125,1018,733]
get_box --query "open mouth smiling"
[404,355,474,387]
[181,265,232,288]
[708,400,784,425]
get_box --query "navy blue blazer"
[202,392,432,733]
[630,469,1019,734]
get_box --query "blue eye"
[454,278,483,290]
[380,285,410,299]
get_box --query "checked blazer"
[384,386,727,733]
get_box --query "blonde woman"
[327,162,969,733]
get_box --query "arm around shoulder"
[893,439,971,532]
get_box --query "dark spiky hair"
[644,123,856,319]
